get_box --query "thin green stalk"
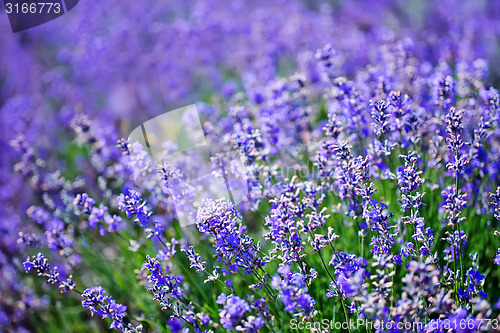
[308,230,353,333]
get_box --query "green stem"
[308,230,352,333]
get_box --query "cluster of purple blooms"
[23,253,75,294]
[216,294,266,332]
[270,265,316,319]
[196,199,265,276]
[81,287,140,332]
[2,0,500,332]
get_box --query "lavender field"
[1,0,500,332]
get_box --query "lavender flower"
[441,185,468,228]
[74,193,121,235]
[141,255,185,311]
[328,252,368,298]
[271,265,316,318]
[73,193,95,215]
[489,186,500,221]
[445,107,470,176]
[118,189,164,239]
[181,246,206,273]
[356,255,395,323]
[412,218,436,259]
[315,44,336,82]
[460,268,487,299]
[23,253,75,293]
[363,200,397,255]
[434,75,455,110]
[397,152,425,215]
[196,199,264,275]
[117,190,151,228]
[441,230,467,264]
[82,286,141,332]
[316,142,376,230]
[494,249,500,265]
[25,205,80,269]
[392,261,440,325]
[264,178,306,269]
[216,293,265,332]
[17,232,40,247]
[370,100,392,137]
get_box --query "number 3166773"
[5,2,61,14]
